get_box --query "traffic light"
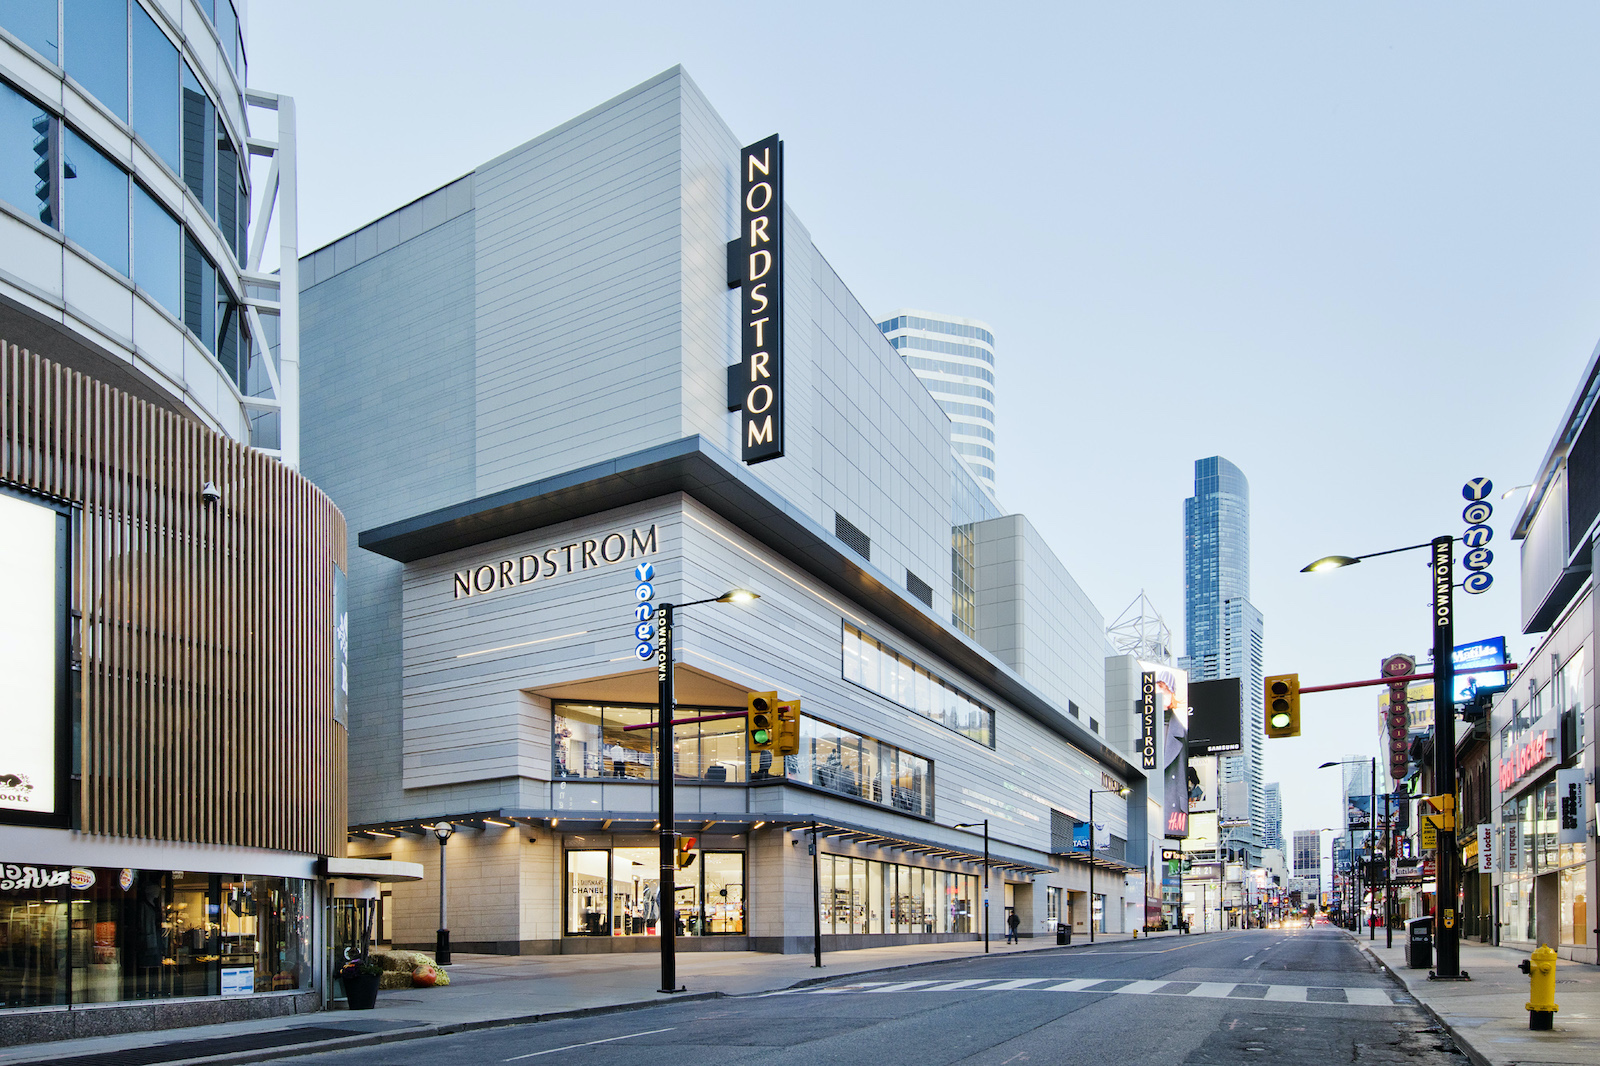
[774,699,801,757]
[746,691,777,751]
[676,836,698,869]
[1264,674,1300,738]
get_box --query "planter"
[344,972,380,1010]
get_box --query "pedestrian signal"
[676,836,698,869]
[1264,674,1300,738]
[747,691,777,750]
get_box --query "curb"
[17,931,1201,1066]
[1347,932,1492,1066]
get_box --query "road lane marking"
[504,1027,676,1060]
[802,977,1398,1007]
[984,979,1047,989]
[1345,988,1392,1006]
[866,980,941,993]
[1187,983,1237,998]
[1044,979,1100,991]
[1264,985,1307,1002]
[1118,980,1168,995]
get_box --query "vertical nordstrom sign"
[739,134,784,463]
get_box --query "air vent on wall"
[906,570,933,607]
[835,513,870,560]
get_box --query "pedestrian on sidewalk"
[1006,911,1021,944]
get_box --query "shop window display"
[563,848,743,937]
[0,865,310,1009]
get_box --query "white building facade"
[300,68,1156,954]
[877,310,997,493]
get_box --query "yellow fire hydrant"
[1519,944,1559,1030]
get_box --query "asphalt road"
[280,928,1470,1066]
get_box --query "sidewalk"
[1352,930,1600,1066]
[0,930,1182,1066]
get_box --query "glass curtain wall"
[758,714,933,818]
[817,855,978,935]
[842,624,994,747]
[552,703,746,782]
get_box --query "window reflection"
[759,713,933,818]
[63,127,129,275]
[133,184,179,316]
[552,702,746,783]
[131,4,180,173]
[0,80,54,227]
[64,0,127,120]
[842,624,994,747]
[2,0,59,64]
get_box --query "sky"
[251,1,1600,873]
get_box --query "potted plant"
[339,955,382,1010]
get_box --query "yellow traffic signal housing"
[1423,793,1456,830]
[1264,674,1300,738]
[747,691,778,751]
[676,835,698,869]
[774,699,801,757]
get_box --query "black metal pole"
[657,602,677,993]
[1384,791,1394,949]
[1430,535,1462,978]
[1369,757,1376,942]
[1088,793,1095,944]
[811,824,822,968]
[435,834,450,964]
[983,820,990,952]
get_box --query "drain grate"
[46,1026,357,1066]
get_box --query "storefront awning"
[348,808,1051,875]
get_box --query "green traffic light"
[1270,712,1292,729]
[753,729,770,744]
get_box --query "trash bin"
[1057,923,1070,946]
[1406,917,1433,970]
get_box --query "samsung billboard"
[0,488,72,827]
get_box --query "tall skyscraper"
[1183,456,1266,864]
[877,310,997,491]
[1263,782,1283,851]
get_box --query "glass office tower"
[1183,456,1265,864]
[877,310,997,492]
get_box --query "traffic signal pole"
[657,601,679,994]
[1430,535,1467,980]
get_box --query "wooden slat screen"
[0,341,347,857]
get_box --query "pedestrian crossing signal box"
[1420,794,1455,831]
[774,699,801,757]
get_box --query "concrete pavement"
[1353,929,1600,1066]
[0,930,1180,1066]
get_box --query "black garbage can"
[1406,917,1433,969]
[1057,923,1070,945]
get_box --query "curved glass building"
[0,0,298,460]
[877,309,997,492]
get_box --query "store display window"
[562,847,744,937]
[0,864,312,1010]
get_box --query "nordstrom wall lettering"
[452,525,659,599]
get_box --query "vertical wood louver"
[0,340,347,857]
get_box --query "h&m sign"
[727,134,784,464]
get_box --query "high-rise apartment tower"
[877,309,997,492]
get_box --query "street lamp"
[954,821,990,952]
[1084,787,1132,943]
[1303,536,1464,979]
[432,821,454,964]
[655,587,759,995]
[1320,757,1377,941]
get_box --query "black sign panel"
[1186,677,1243,755]
[738,134,783,463]
[1139,671,1158,770]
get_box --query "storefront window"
[1560,859,1587,947]
[842,624,995,747]
[562,848,742,937]
[2,865,310,1008]
[769,714,933,817]
[553,702,745,782]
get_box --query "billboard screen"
[1187,755,1218,814]
[1452,637,1507,704]
[1187,677,1242,754]
[0,489,70,826]
[1163,699,1190,837]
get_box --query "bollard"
[1518,944,1559,1031]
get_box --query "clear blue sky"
[253,1,1600,868]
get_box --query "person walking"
[1006,910,1021,944]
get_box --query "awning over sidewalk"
[347,808,1050,875]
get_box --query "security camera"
[201,481,221,504]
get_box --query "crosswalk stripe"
[1116,980,1168,995]
[1187,983,1237,998]
[803,977,1397,1007]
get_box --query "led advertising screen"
[1187,755,1218,814]
[1163,701,1190,837]
[0,489,69,825]
[1186,677,1242,754]
[1452,637,1507,704]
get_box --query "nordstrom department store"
[301,68,1157,953]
